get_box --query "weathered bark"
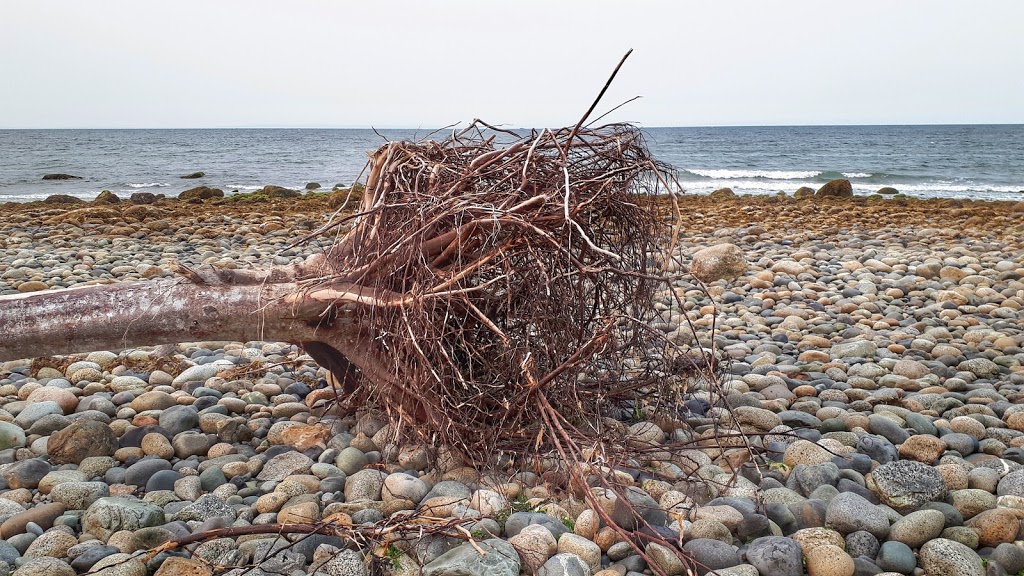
[0,277,413,414]
[0,279,310,361]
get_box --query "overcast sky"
[2,1,1022,129]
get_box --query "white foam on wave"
[127,182,169,188]
[685,168,822,180]
[842,172,872,178]
[225,184,265,191]
[865,182,1023,194]
[671,178,1023,201]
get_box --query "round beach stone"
[1,458,51,489]
[805,544,854,576]
[47,420,118,465]
[844,531,879,559]
[682,538,740,574]
[37,470,87,494]
[26,387,78,414]
[141,433,174,459]
[90,552,147,576]
[783,440,832,467]
[15,401,64,427]
[887,509,945,548]
[790,527,845,554]
[824,491,889,538]
[690,243,747,283]
[537,553,590,576]
[745,536,802,576]
[556,533,601,573]
[422,539,519,576]
[870,460,947,511]
[158,405,199,435]
[876,540,916,574]
[919,538,984,576]
[898,434,946,463]
[964,508,1020,547]
[24,529,77,559]
[12,557,76,576]
[82,497,165,540]
[646,542,685,576]
[50,482,110,510]
[0,421,27,450]
[508,524,557,572]
[257,451,313,481]
[343,469,387,502]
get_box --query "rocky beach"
[2,191,1024,576]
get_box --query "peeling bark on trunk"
[0,279,312,360]
[0,278,413,416]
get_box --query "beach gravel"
[1,194,1023,576]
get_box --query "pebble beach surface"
[2,193,1024,576]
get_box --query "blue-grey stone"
[682,538,740,575]
[146,470,182,492]
[422,539,519,576]
[941,433,978,456]
[0,422,26,451]
[0,541,18,561]
[158,405,199,435]
[745,536,803,576]
[877,540,916,574]
[905,412,938,436]
[857,434,898,464]
[824,492,889,538]
[0,458,51,489]
[125,458,172,487]
[789,462,840,497]
[538,553,590,576]
[503,512,568,540]
[199,467,226,492]
[991,542,1024,574]
[868,415,911,445]
[845,530,880,559]
[69,545,118,572]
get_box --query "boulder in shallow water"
[816,179,853,197]
[878,186,898,195]
[690,243,747,283]
[709,187,735,199]
[794,186,815,198]
[42,173,82,180]
[180,171,205,179]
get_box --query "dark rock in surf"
[816,179,853,198]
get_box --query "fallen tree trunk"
[0,279,317,360]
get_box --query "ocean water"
[0,125,1021,202]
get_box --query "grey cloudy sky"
[2,1,1022,129]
